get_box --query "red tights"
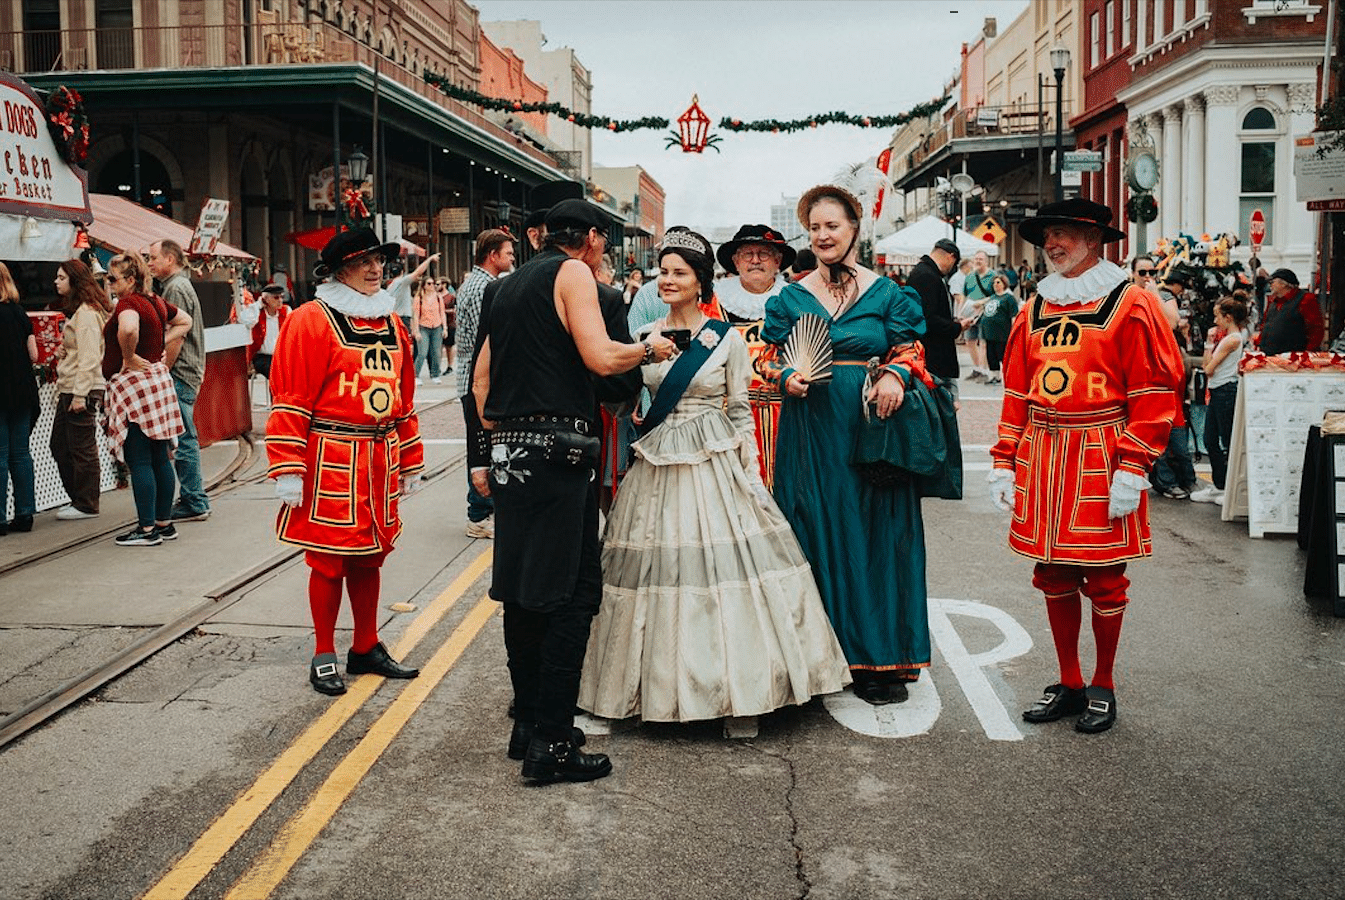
[307,550,385,656]
[1032,563,1129,691]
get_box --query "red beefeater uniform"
[990,280,1184,564]
[702,293,783,487]
[266,300,423,557]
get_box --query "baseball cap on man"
[544,199,607,232]
[933,238,961,262]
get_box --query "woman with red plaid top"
[101,253,191,547]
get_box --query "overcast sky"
[471,0,1029,233]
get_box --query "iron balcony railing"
[0,21,558,170]
[899,100,1074,176]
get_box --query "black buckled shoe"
[521,737,612,784]
[508,721,588,761]
[1074,686,1118,734]
[1022,683,1087,723]
[346,642,419,679]
[309,653,346,696]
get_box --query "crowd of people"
[0,179,1326,788]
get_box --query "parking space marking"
[142,549,492,900]
[824,597,1032,742]
[224,593,498,899]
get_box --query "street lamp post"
[346,146,370,231]
[1051,44,1070,203]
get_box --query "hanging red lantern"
[664,95,722,153]
[677,94,711,153]
[72,227,90,250]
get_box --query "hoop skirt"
[578,326,850,722]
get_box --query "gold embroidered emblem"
[359,345,397,420]
[1038,359,1077,400]
[1040,314,1081,354]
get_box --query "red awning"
[88,193,256,260]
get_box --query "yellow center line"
[142,549,492,900]
[224,593,498,899]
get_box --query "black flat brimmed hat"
[544,198,608,232]
[796,184,863,228]
[1269,268,1299,286]
[1019,198,1126,247]
[716,224,797,274]
[314,226,399,278]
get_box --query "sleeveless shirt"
[483,249,597,423]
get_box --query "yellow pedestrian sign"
[973,217,1006,245]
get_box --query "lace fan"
[781,313,833,383]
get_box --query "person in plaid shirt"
[101,253,192,547]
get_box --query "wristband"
[641,340,656,365]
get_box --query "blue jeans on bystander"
[0,408,36,523]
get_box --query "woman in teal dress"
[762,184,931,706]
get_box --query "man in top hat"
[1257,267,1323,356]
[704,225,797,486]
[988,198,1184,735]
[905,237,964,395]
[266,226,424,696]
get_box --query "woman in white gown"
[578,229,850,725]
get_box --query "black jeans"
[1204,382,1238,490]
[500,482,602,742]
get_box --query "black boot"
[508,721,587,760]
[521,736,611,784]
[9,515,32,533]
[347,642,419,679]
[309,653,346,696]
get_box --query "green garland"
[422,72,950,138]
[423,72,668,132]
[720,95,950,133]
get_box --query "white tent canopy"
[874,214,999,266]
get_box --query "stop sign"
[1249,208,1266,251]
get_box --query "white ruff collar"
[316,280,396,317]
[1036,260,1130,306]
[715,275,786,320]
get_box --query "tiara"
[660,230,709,258]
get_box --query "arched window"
[1242,107,1275,130]
[96,150,175,217]
[1238,106,1278,247]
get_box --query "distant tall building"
[770,196,803,241]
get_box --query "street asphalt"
[0,367,1341,900]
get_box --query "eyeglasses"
[1135,268,1156,275]
[735,248,779,262]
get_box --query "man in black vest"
[904,238,963,397]
[1258,268,1323,356]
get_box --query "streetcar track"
[0,437,465,751]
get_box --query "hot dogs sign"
[0,73,91,223]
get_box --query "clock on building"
[1126,151,1159,192]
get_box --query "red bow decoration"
[342,187,368,221]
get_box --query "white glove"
[1108,469,1150,520]
[401,474,420,497]
[750,482,774,511]
[275,474,303,508]
[988,469,1015,513]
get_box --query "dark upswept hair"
[657,228,715,304]
[1218,292,1251,327]
[543,224,596,252]
[58,258,113,315]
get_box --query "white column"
[1182,95,1205,234]
[1161,104,1182,237]
[1136,0,1148,51]
[1282,82,1320,272]
[1201,87,1240,235]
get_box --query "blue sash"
[637,318,732,436]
